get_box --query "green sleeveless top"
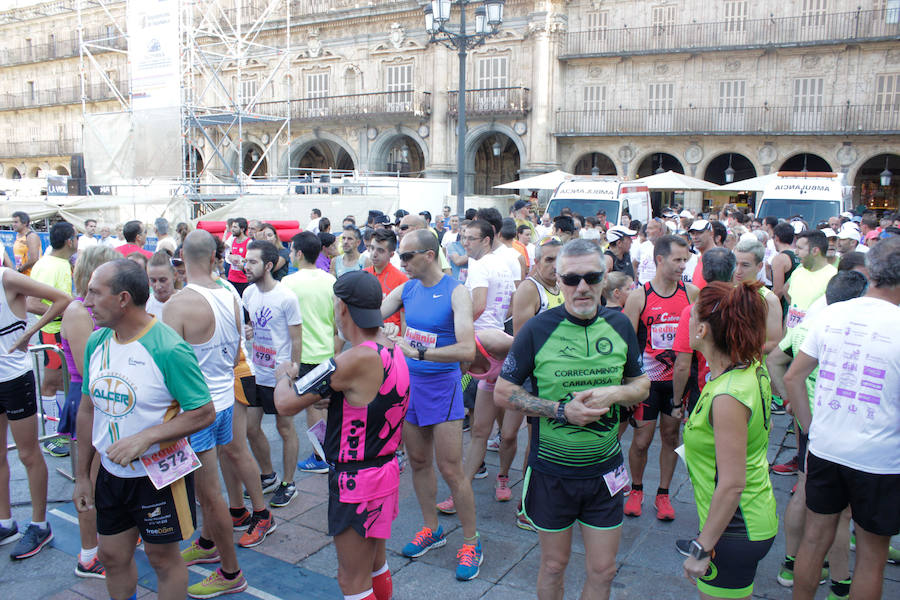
[684,363,778,541]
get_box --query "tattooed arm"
[495,379,610,427]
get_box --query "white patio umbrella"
[494,169,574,190]
[716,173,778,192]
[631,170,721,191]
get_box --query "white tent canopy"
[494,169,574,190]
[631,170,721,191]
[717,173,778,192]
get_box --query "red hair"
[695,281,766,365]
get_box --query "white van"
[546,177,652,225]
[757,172,852,225]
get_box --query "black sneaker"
[770,398,786,415]
[462,414,471,432]
[269,482,298,508]
[0,521,20,546]
[675,538,692,557]
[474,462,488,480]
[42,438,70,457]
[10,523,53,560]
[244,472,278,499]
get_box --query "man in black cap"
[274,271,410,600]
[512,199,536,239]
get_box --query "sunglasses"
[170,258,184,268]
[559,271,603,286]
[538,235,561,246]
[398,249,430,262]
[399,224,410,231]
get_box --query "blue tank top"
[401,275,460,375]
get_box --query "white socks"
[343,590,374,600]
[80,546,98,562]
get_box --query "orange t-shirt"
[512,240,530,267]
[365,263,408,329]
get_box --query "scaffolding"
[181,0,292,211]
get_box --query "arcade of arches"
[383,136,424,177]
[573,152,617,176]
[474,134,519,195]
[294,141,355,174]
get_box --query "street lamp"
[655,154,665,174]
[424,0,505,217]
[725,153,735,184]
[880,156,892,187]
[492,139,502,157]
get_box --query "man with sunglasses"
[496,239,649,600]
[380,230,482,581]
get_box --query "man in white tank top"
[162,230,268,597]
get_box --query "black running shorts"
[0,371,37,421]
[251,384,278,415]
[633,380,676,422]
[697,535,774,598]
[520,466,623,532]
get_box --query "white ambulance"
[757,172,852,225]
[546,178,652,225]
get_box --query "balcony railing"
[293,0,412,18]
[0,32,126,67]
[0,138,79,159]
[447,87,531,117]
[247,90,431,121]
[554,105,900,136]
[562,9,900,58]
[0,83,126,111]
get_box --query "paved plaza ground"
[1,412,898,599]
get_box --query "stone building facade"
[1,0,898,211]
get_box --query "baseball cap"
[821,227,837,238]
[333,271,384,329]
[840,211,853,219]
[791,221,807,235]
[513,199,529,211]
[837,228,860,242]
[606,225,637,243]
[679,209,692,218]
[688,219,712,232]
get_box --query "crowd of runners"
[0,202,897,600]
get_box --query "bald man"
[397,214,451,274]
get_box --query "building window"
[240,77,258,104]
[801,0,827,27]
[385,63,413,110]
[48,33,56,58]
[723,0,748,32]
[583,85,606,112]
[792,77,824,113]
[648,82,674,113]
[880,0,900,24]
[476,55,509,111]
[875,74,900,112]
[26,81,35,103]
[718,80,745,113]
[651,5,677,35]
[306,71,329,110]
[586,11,609,41]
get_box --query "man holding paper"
[73,259,214,600]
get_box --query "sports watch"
[689,539,711,560]
[418,347,426,361]
[555,402,568,425]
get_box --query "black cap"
[513,199,529,211]
[374,214,390,225]
[333,271,384,329]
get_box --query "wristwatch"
[418,347,426,361]
[689,539,711,560]
[555,402,568,425]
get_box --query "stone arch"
[633,151,684,178]
[281,131,359,177]
[369,126,430,175]
[241,142,268,178]
[464,123,526,195]
[779,152,831,172]
[568,151,618,176]
[850,152,900,212]
[702,152,758,185]
[27,166,41,178]
[54,165,69,176]
[7,167,21,179]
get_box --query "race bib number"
[786,307,805,329]
[650,323,678,350]
[603,464,630,496]
[252,343,276,368]
[140,438,202,490]
[404,326,437,350]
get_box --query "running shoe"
[770,396,786,415]
[455,539,483,581]
[772,456,799,475]
[462,414,471,432]
[0,521,20,546]
[182,539,220,565]
[889,544,900,564]
[655,494,675,521]
[675,539,692,557]
[624,489,643,517]
[516,512,537,532]
[297,452,329,474]
[777,561,828,587]
[187,568,248,599]
[826,578,851,600]
[401,525,446,558]
[42,437,70,457]
[238,513,277,548]
[9,523,52,560]
[270,482,298,507]
[75,556,106,579]
[495,475,511,502]
[436,496,456,514]
[231,509,252,531]
[243,472,278,499]
[474,462,488,480]
[396,450,407,474]
[486,435,500,452]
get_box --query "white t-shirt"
[145,294,167,319]
[634,239,656,284]
[682,251,699,284]
[243,283,303,387]
[494,245,522,283]
[307,217,321,233]
[765,239,777,266]
[800,296,900,474]
[466,252,514,331]
[535,224,553,239]
[441,231,459,249]
[77,235,97,252]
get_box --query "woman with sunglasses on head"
[682,281,777,600]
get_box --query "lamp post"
[725,153,735,184]
[424,0,504,217]
[880,156,892,187]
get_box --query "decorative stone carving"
[655,62,669,75]
[684,144,703,165]
[618,145,635,163]
[758,144,777,166]
[390,22,405,50]
[418,124,430,139]
[307,29,322,58]
[801,54,820,69]
[724,58,741,72]
[588,66,603,79]
[836,144,857,167]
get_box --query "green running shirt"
[499,305,644,479]
[683,363,778,541]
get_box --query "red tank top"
[637,281,690,381]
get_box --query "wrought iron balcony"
[0,32,126,67]
[0,138,79,158]
[0,83,126,111]
[562,9,900,59]
[250,90,431,121]
[447,87,531,118]
[293,0,412,18]
[554,104,900,136]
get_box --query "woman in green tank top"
[682,281,777,599]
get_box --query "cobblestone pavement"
[1,412,897,599]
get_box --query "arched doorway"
[28,166,41,178]
[242,143,267,178]
[854,153,900,213]
[383,135,424,177]
[54,165,69,176]
[294,141,355,173]
[185,147,204,176]
[573,152,617,176]
[636,152,685,215]
[779,153,831,172]
[474,134,519,195]
[7,167,21,179]
[704,153,757,185]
